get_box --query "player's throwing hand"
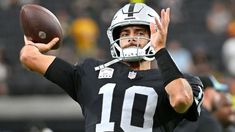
[23,35,59,53]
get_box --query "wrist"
[154,47,165,53]
[155,48,166,58]
[155,48,184,86]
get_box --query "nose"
[128,35,137,43]
[128,39,135,43]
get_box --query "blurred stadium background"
[0,0,235,131]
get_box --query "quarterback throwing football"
[20,3,203,132]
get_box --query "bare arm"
[151,8,193,113]
[165,78,193,113]
[20,36,59,75]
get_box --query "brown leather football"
[20,4,63,49]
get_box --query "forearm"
[20,45,56,75]
[165,78,193,113]
[155,48,193,113]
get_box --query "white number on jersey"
[96,83,158,132]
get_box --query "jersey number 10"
[96,83,158,132]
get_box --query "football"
[20,4,63,49]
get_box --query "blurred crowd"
[1,0,235,131]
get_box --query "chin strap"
[94,58,122,71]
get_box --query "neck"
[124,60,151,70]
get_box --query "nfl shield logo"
[128,71,137,79]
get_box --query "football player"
[20,3,203,132]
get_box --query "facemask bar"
[95,36,156,71]
[110,36,156,61]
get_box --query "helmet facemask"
[94,3,160,71]
[110,33,156,62]
[107,3,160,62]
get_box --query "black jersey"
[45,58,203,132]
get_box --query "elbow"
[171,92,193,113]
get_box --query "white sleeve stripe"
[194,85,204,115]
[196,85,203,100]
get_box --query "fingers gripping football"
[24,36,59,53]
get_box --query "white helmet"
[107,3,160,61]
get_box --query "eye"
[137,31,145,36]
[120,32,129,37]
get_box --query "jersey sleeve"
[183,74,204,121]
[44,57,80,101]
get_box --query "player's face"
[119,25,150,49]
[210,88,221,110]
[214,93,235,126]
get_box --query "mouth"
[127,45,137,48]
[123,43,139,49]
[129,43,138,46]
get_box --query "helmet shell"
[107,3,160,61]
